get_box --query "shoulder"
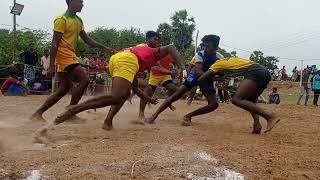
[54,13,67,22]
[75,15,83,24]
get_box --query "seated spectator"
[89,56,99,80]
[30,76,46,92]
[269,87,280,104]
[1,75,28,96]
[78,52,89,67]
[96,57,108,81]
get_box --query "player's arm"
[187,63,194,75]
[194,63,204,75]
[159,45,184,70]
[150,62,173,75]
[198,70,217,84]
[131,78,158,105]
[80,30,115,55]
[48,31,63,77]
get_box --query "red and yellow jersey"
[129,46,161,72]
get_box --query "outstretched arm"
[80,30,115,55]
[198,70,216,84]
[151,63,173,75]
[159,45,184,70]
[131,78,158,104]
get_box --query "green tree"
[230,51,237,57]
[157,23,172,45]
[77,27,145,57]
[217,48,232,58]
[250,50,278,70]
[0,29,50,78]
[170,10,196,51]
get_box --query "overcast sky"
[1,0,320,70]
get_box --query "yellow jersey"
[54,11,84,60]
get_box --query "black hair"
[66,0,71,5]
[201,35,220,48]
[146,31,160,39]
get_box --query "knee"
[80,77,90,86]
[114,94,128,104]
[57,85,70,94]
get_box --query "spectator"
[274,68,280,80]
[41,49,50,77]
[269,87,280,104]
[1,75,28,96]
[89,56,99,78]
[217,80,230,103]
[97,57,108,73]
[312,70,320,106]
[78,52,89,67]
[297,67,312,105]
[280,66,287,81]
[311,65,318,74]
[19,44,39,83]
[291,66,298,81]
[30,76,46,92]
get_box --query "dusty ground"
[0,90,320,179]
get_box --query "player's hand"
[171,70,178,77]
[149,98,159,105]
[176,68,183,78]
[47,66,55,78]
[105,47,116,55]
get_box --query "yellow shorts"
[148,74,172,87]
[109,51,139,83]
[55,56,78,73]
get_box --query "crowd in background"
[0,44,111,96]
[1,44,320,106]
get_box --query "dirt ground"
[0,93,320,179]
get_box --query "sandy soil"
[0,95,319,180]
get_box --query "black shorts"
[244,64,271,91]
[150,80,174,92]
[64,63,80,73]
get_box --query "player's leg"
[31,72,71,121]
[145,85,189,124]
[232,79,279,133]
[182,90,218,126]
[67,64,90,105]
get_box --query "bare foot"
[54,110,75,125]
[67,115,86,124]
[169,105,176,111]
[264,117,280,133]
[131,120,145,125]
[144,115,157,124]
[252,122,262,134]
[181,116,192,126]
[102,123,113,131]
[30,113,46,122]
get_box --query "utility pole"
[299,60,304,88]
[12,0,17,63]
